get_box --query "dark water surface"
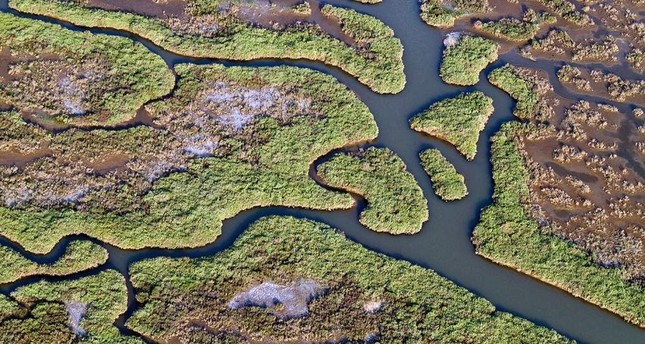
[1,0,644,343]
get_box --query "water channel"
[0,0,644,343]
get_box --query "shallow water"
[0,0,644,343]
[0,146,52,168]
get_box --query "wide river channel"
[1,0,644,343]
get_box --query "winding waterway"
[1,0,644,343]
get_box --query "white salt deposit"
[228,279,324,319]
[443,32,463,48]
[362,300,383,314]
[65,301,87,336]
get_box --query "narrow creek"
[0,0,644,343]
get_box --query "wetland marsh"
[0,0,644,343]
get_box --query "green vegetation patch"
[10,0,405,94]
[419,0,489,28]
[0,13,174,128]
[534,0,594,26]
[488,64,552,120]
[127,215,570,343]
[0,241,108,284]
[474,9,556,42]
[410,91,494,160]
[473,122,645,327]
[317,147,427,234]
[0,295,21,322]
[440,34,499,86]
[1,270,138,343]
[626,48,644,73]
[0,64,377,254]
[420,149,468,201]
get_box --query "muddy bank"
[0,0,644,342]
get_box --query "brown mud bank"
[489,64,645,287]
[1,0,644,342]
[425,0,645,75]
[558,64,645,107]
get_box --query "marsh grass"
[473,116,645,328]
[419,0,489,28]
[419,149,468,201]
[0,241,108,284]
[317,147,428,234]
[1,270,137,343]
[480,63,645,326]
[127,216,570,343]
[10,0,405,94]
[488,64,544,120]
[440,34,499,86]
[0,64,377,253]
[410,91,494,160]
[476,9,556,42]
[534,0,593,26]
[0,13,174,127]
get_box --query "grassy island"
[317,147,427,234]
[0,13,174,128]
[410,91,494,160]
[0,241,108,284]
[420,149,468,201]
[10,0,405,94]
[0,63,377,253]
[127,216,570,343]
[419,0,489,28]
[440,34,499,86]
[0,270,137,343]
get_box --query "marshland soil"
[425,0,645,310]
[517,78,645,285]
[0,0,644,343]
[10,0,404,92]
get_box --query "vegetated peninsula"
[419,148,468,201]
[0,13,174,128]
[0,58,378,252]
[0,241,107,284]
[317,147,428,234]
[410,91,494,160]
[474,9,556,42]
[10,0,405,94]
[0,270,138,343]
[487,64,552,120]
[440,33,499,86]
[126,216,570,343]
[475,64,645,327]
